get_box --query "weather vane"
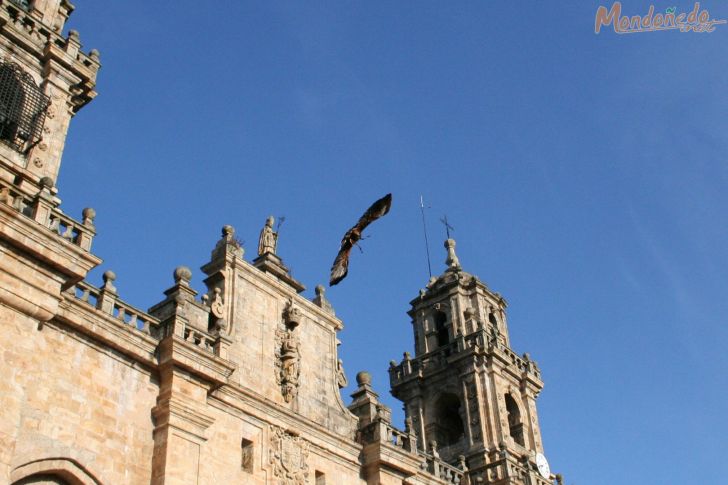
[440,215,454,239]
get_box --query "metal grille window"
[9,0,31,11]
[0,61,50,153]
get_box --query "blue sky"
[59,2,728,483]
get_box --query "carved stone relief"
[466,379,481,441]
[269,425,310,485]
[275,301,302,402]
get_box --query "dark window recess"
[241,438,254,473]
[0,61,50,153]
[488,311,498,326]
[433,393,465,446]
[505,393,525,446]
[315,471,326,485]
[434,310,449,347]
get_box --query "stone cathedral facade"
[0,2,561,484]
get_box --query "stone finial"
[68,29,80,42]
[312,284,334,314]
[429,440,439,456]
[210,224,244,261]
[356,371,372,387]
[444,238,461,270]
[82,207,96,226]
[89,49,100,62]
[173,266,192,285]
[39,176,54,190]
[101,270,117,294]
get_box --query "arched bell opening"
[430,392,465,448]
[505,393,525,447]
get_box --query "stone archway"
[14,474,71,485]
[10,458,101,485]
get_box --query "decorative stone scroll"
[269,425,310,485]
[275,300,302,402]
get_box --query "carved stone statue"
[258,216,278,256]
[336,358,348,388]
[280,332,300,402]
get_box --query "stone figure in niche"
[258,215,278,256]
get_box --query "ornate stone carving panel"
[275,301,302,402]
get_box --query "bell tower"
[390,239,559,485]
[0,0,99,191]
[0,0,100,331]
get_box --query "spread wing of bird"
[329,193,392,286]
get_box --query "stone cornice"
[210,384,360,461]
[56,296,159,368]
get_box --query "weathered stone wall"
[0,304,158,485]
[224,264,357,437]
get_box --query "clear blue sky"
[59,2,727,483]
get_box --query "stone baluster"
[77,207,95,250]
[32,177,55,227]
[97,270,117,315]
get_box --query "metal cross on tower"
[440,215,454,239]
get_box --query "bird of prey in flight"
[329,193,392,286]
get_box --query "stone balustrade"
[480,454,557,485]
[47,207,95,251]
[69,280,161,338]
[359,418,417,453]
[390,329,541,386]
[357,417,466,484]
[419,451,466,484]
[0,179,96,252]
[182,327,216,353]
[0,180,34,216]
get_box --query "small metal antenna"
[420,195,433,278]
[440,215,454,239]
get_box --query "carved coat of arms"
[269,425,309,485]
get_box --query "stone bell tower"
[390,239,559,485]
[0,0,99,189]
[0,1,99,342]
